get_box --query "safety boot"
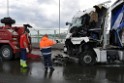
[22,60,27,68]
[20,59,23,66]
[20,60,27,68]
[50,67,55,71]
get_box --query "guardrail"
[31,36,65,44]
[32,43,64,50]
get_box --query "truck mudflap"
[94,48,124,63]
[94,48,107,63]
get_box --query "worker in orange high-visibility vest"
[39,34,56,71]
[20,30,29,68]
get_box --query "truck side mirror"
[66,22,72,26]
[66,22,69,26]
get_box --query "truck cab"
[64,0,124,65]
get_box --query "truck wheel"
[0,45,13,60]
[79,51,96,65]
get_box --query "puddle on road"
[0,60,124,83]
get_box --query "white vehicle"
[64,0,124,65]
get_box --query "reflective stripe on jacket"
[40,47,52,55]
[39,36,56,55]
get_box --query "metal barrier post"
[37,30,40,43]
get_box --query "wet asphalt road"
[1,49,124,83]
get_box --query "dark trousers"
[20,48,27,60]
[43,54,52,68]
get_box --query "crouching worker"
[20,30,29,68]
[40,34,56,71]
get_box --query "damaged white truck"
[64,0,124,65]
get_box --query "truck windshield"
[71,17,82,27]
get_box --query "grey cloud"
[37,0,55,4]
[0,0,81,30]
[9,5,60,29]
[59,0,81,27]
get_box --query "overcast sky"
[0,0,116,33]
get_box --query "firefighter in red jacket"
[20,30,29,68]
[40,34,56,71]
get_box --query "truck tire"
[0,45,13,60]
[79,51,96,65]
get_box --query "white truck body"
[64,0,124,65]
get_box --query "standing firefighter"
[40,34,56,71]
[20,29,29,68]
